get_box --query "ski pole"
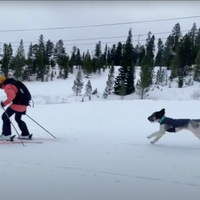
[2,107,25,146]
[25,114,57,139]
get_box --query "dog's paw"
[150,141,155,144]
[147,136,151,139]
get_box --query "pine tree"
[169,41,183,88]
[155,67,165,85]
[37,34,46,81]
[82,50,93,78]
[163,35,175,68]
[163,23,182,69]
[195,28,200,53]
[107,47,112,67]
[116,28,134,95]
[193,50,200,81]
[114,42,123,66]
[172,23,182,44]
[76,48,82,67]
[178,68,184,88]
[103,87,109,99]
[62,55,70,79]
[26,43,35,81]
[126,29,135,94]
[31,44,39,79]
[85,80,92,99]
[93,41,102,74]
[114,65,125,95]
[102,44,108,69]
[45,39,55,81]
[137,45,146,66]
[110,44,116,65]
[1,43,13,77]
[146,32,155,61]
[54,39,65,77]
[119,80,126,100]
[136,55,151,99]
[170,44,180,79]
[11,39,26,80]
[189,23,198,64]
[72,69,84,96]
[155,38,164,66]
[146,33,155,84]
[105,65,114,94]
[54,40,69,79]
[51,70,54,81]
[69,46,77,73]
[179,34,192,76]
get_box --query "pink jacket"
[2,84,27,112]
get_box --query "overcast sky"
[0,1,199,55]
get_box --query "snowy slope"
[0,100,200,200]
[0,67,200,200]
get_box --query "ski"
[0,133,57,144]
[14,140,43,144]
[17,134,57,142]
[15,134,43,143]
[0,139,43,144]
[0,135,43,144]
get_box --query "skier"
[0,72,32,140]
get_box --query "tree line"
[0,22,200,99]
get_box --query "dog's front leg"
[150,132,165,144]
[147,131,160,139]
[147,124,166,144]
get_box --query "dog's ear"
[160,108,165,114]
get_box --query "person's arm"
[2,85,16,106]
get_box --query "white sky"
[0,1,199,56]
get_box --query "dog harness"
[159,116,190,132]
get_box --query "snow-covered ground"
[0,67,200,200]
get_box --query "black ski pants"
[1,107,30,136]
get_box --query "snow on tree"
[51,70,54,81]
[136,59,151,99]
[72,70,84,96]
[85,80,92,100]
[103,87,109,99]
[194,50,200,82]
[120,80,126,100]
[105,65,115,94]
[136,80,150,99]
[155,67,165,85]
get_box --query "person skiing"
[0,72,32,140]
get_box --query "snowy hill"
[1,100,200,200]
[1,66,200,105]
[0,67,200,200]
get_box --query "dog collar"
[159,116,166,124]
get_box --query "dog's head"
[148,108,165,123]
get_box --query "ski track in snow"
[1,156,200,188]
[0,68,200,199]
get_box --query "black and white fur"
[147,108,200,144]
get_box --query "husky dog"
[147,108,200,144]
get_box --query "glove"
[0,101,5,108]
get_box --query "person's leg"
[1,107,15,136]
[15,111,30,137]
